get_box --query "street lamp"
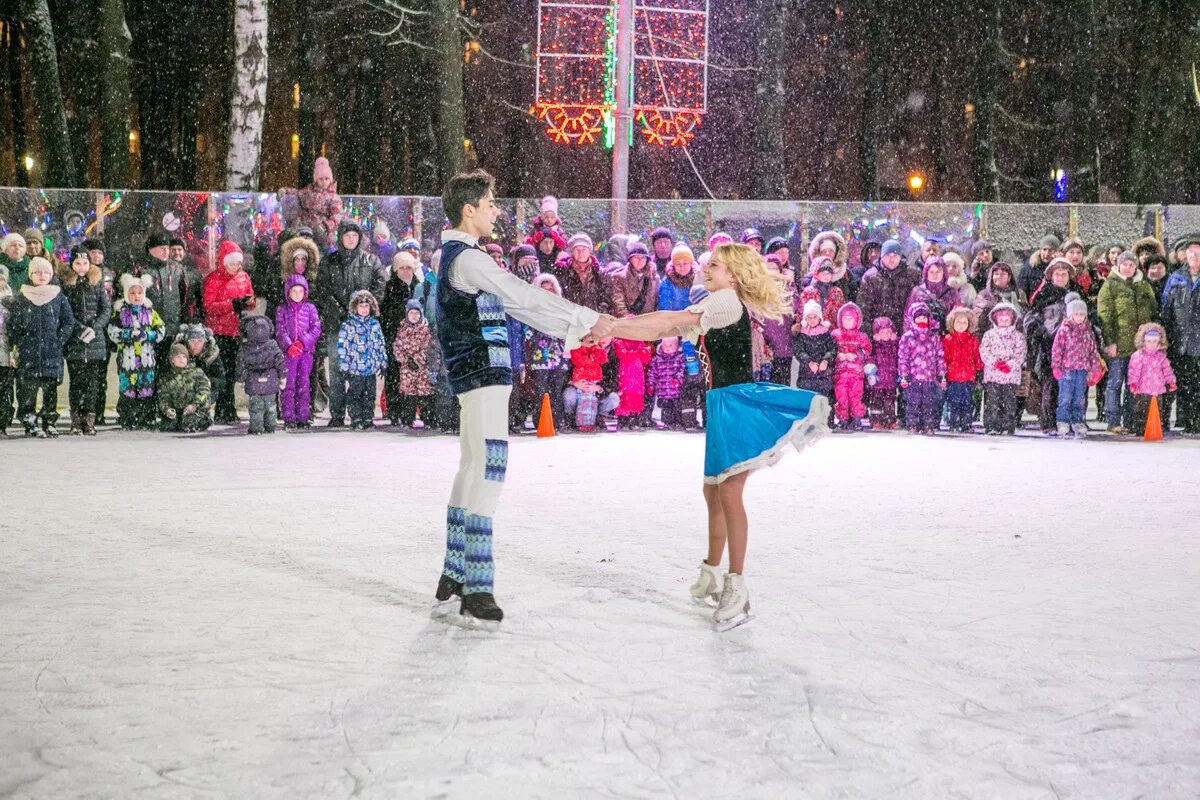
[907,173,925,193]
[23,155,34,173]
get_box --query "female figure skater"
[612,243,829,630]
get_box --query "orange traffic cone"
[1144,396,1163,441]
[536,392,556,438]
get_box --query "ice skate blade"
[453,613,502,632]
[691,594,720,607]
[714,612,753,632]
[430,599,459,619]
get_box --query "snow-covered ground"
[2,429,1198,799]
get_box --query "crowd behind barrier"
[1,176,1198,440]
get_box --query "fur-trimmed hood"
[532,272,563,296]
[1134,322,1167,350]
[280,236,321,283]
[945,304,977,332]
[1043,257,1074,281]
[56,261,102,288]
[1132,236,1166,258]
[346,289,380,316]
[808,231,848,271]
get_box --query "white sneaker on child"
[714,573,752,631]
[689,561,722,605]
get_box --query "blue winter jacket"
[337,315,388,376]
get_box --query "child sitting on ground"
[158,343,212,432]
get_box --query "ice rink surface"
[2,428,1199,799]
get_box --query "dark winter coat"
[157,363,211,413]
[8,284,75,379]
[379,273,431,345]
[132,255,188,331]
[972,262,1027,335]
[237,316,286,396]
[551,253,612,314]
[274,275,322,355]
[792,324,836,383]
[315,220,388,339]
[857,260,920,333]
[1096,270,1158,357]
[1159,268,1200,357]
[1017,253,1053,300]
[57,263,112,362]
[871,336,900,390]
[266,236,321,320]
[904,261,960,332]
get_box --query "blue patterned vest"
[436,238,512,395]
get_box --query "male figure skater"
[434,170,614,626]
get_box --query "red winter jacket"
[203,268,257,337]
[570,344,607,384]
[942,330,983,382]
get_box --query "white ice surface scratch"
[1,431,1199,798]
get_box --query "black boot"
[460,592,504,624]
[435,574,463,602]
[42,413,60,438]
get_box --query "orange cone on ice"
[1144,396,1163,441]
[537,393,556,438]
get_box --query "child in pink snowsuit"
[831,302,872,429]
[274,274,322,427]
[613,336,652,428]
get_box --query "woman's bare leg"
[717,472,750,574]
[702,482,727,567]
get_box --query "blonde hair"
[710,243,792,321]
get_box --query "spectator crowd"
[2,166,1198,442]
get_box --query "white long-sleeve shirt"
[442,230,599,351]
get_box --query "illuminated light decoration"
[1052,168,1068,202]
[534,0,709,147]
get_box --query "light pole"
[610,0,634,234]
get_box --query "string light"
[534,0,709,148]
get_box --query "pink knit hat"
[313,157,333,183]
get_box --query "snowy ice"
[2,430,1199,798]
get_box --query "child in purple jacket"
[275,274,321,429]
[1051,297,1102,438]
[867,317,899,428]
[647,336,686,428]
[898,302,947,434]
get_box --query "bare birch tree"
[225,0,269,190]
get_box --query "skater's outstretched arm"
[612,287,744,342]
[448,240,610,348]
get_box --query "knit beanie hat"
[1039,234,1061,250]
[671,244,695,264]
[185,324,208,341]
[708,232,733,248]
[872,316,895,334]
[765,237,788,255]
[626,241,650,260]
[1066,297,1087,316]
[881,240,903,257]
[1061,237,1085,254]
[82,238,105,254]
[510,243,537,262]
[1116,250,1137,266]
[23,227,42,246]
[373,219,391,241]
[970,239,992,258]
[405,298,424,313]
[802,300,823,320]
[540,195,558,215]
[398,238,421,254]
[1,233,26,254]
[688,285,709,304]
[313,157,333,183]
[217,240,244,269]
[145,232,170,252]
[741,228,764,245]
[650,227,673,244]
[942,251,966,272]
[567,232,593,252]
[169,342,190,363]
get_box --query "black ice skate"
[459,592,504,629]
